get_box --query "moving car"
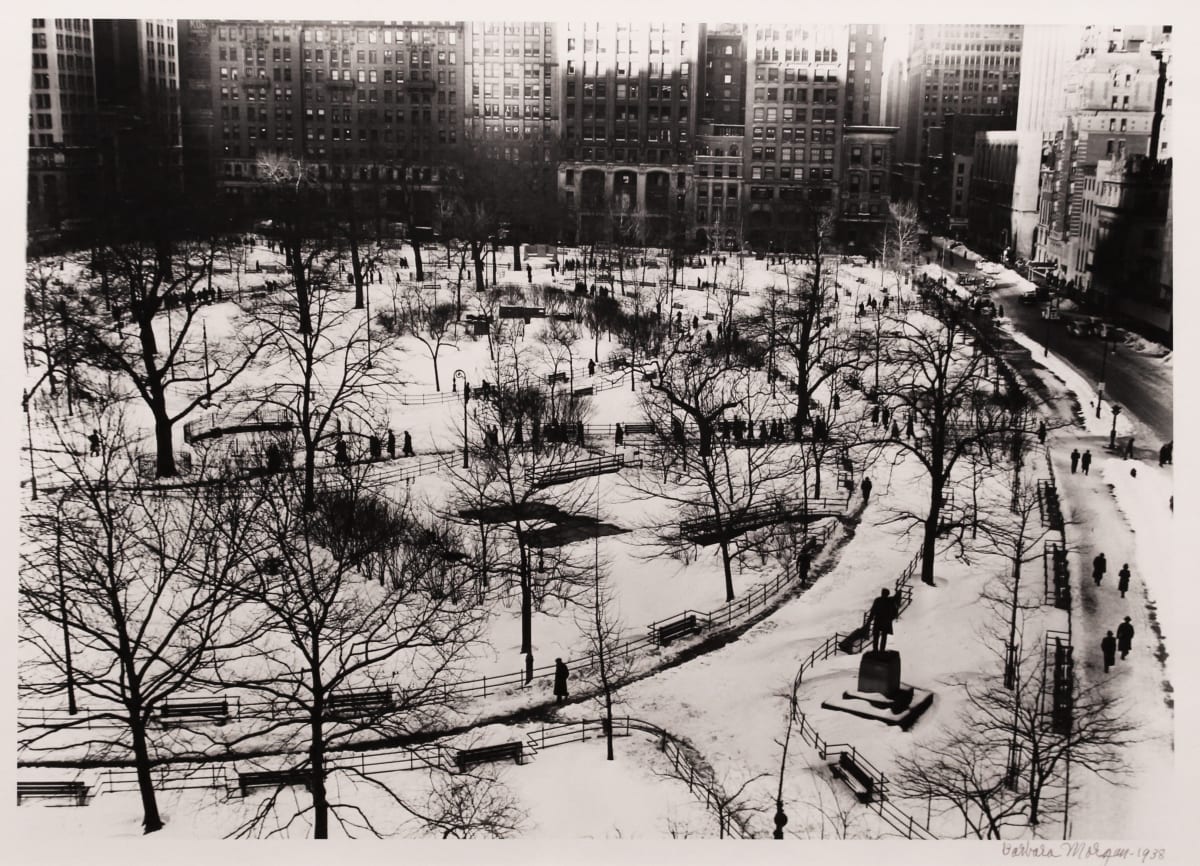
[1018,288,1040,305]
[1066,320,1088,337]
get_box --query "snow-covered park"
[17,229,1175,847]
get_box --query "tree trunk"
[152,408,177,478]
[130,718,164,833]
[920,508,939,586]
[289,240,313,335]
[413,237,425,282]
[474,256,486,292]
[719,539,735,602]
[431,356,441,392]
[304,443,317,513]
[512,241,521,271]
[311,714,328,839]
[605,692,615,760]
[518,539,532,656]
[350,234,364,309]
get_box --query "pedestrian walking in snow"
[88,429,101,456]
[402,430,414,457]
[1125,437,1135,459]
[871,404,880,425]
[615,423,624,447]
[369,435,382,461]
[1093,552,1107,586]
[1070,448,1080,474]
[867,588,898,652]
[387,429,396,460]
[1118,563,1131,598]
[861,476,873,503]
[833,393,841,411]
[334,437,349,466]
[1081,449,1092,475]
[1117,617,1134,659]
[1037,421,1047,445]
[891,421,901,440]
[553,658,570,705]
[588,359,595,376]
[527,264,533,283]
[1101,631,1117,672]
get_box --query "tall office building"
[888,24,1022,224]
[845,23,885,126]
[694,23,746,249]
[28,17,98,237]
[1035,27,1164,288]
[555,22,703,244]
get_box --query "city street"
[936,250,1173,446]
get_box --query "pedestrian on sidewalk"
[861,476,873,503]
[527,264,533,283]
[334,437,349,466]
[1124,437,1136,459]
[553,658,570,705]
[1081,449,1092,475]
[1117,617,1135,659]
[615,423,624,447]
[1093,552,1107,586]
[369,434,382,461]
[402,430,414,457]
[1037,420,1046,444]
[387,429,396,460]
[1070,448,1081,474]
[1118,563,1131,598]
[88,429,101,456]
[1101,631,1117,673]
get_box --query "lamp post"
[364,277,373,368]
[454,369,469,468]
[1095,330,1112,418]
[1109,404,1121,451]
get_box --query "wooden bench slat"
[455,741,524,770]
[17,781,89,806]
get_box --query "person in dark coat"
[1116,617,1134,659]
[88,429,101,456]
[387,429,396,460]
[1093,552,1107,586]
[1081,449,1092,475]
[1101,631,1117,672]
[334,437,349,466]
[861,476,873,503]
[891,421,901,440]
[1070,448,1080,474]
[1117,563,1131,598]
[527,264,533,283]
[1124,437,1135,459]
[553,658,569,704]
[1037,420,1046,444]
[588,359,595,376]
[402,430,414,457]
[369,434,382,461]
[906,414,914,438]
[871,404,880,424]
[615,423,624,447]
[867,588,898,652]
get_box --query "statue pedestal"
[857,650,901,696]
[820,650,935,731]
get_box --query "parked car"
[1066,320,1088,337]
[1019,289,1040,305]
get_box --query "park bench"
[573,386,595,397]
[325,689,394,719]
[653,614,702,646]
[454,741,524,771]
[160,697,230,726]
[622,422,657,437]
[238,768,311,796]
[17,780,89,806]
[829,751,876,803]
[546,371,569,384]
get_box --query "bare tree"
[627,334,789,602]
[61,238,267,478]
[870,308,1019,585]
[877,200,922,294]
[19,414,259,833]
[252,260,398,511]
[381,285,457,391]
[573,535,631,761]
[409,764,528,838]
[224,471,485,840]
[447,346,594,680]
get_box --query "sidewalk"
[1050,434,1175,838]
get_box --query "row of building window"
[217,26,459,46]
